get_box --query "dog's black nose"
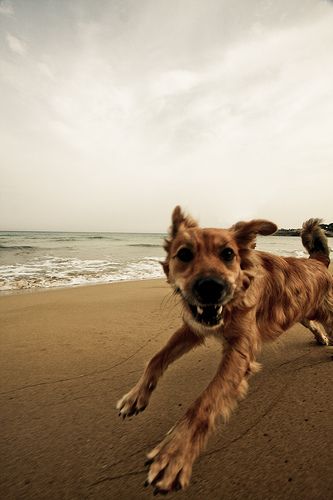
[193,277,226,304]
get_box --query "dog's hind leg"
[301,319,329,346]
[315,292,333,345]
[116,324,203,418]
[318,317,333,345]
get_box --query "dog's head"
[162,206,277,333]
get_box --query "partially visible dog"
[117,207,332,494]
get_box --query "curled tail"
[301,218,330,267]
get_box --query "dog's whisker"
[159,292,182,315]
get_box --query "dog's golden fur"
[117,207,332,494]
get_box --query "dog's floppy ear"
[169,205,198,238]
[232,219,277,248]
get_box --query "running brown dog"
[117,206,332,494]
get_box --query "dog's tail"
[301,218,330,267]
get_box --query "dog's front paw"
[116,384,151,418]
[144,423,199,494]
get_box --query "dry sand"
[1,279,332,499]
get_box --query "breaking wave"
[0,256,164,292]
[0,245,36,250]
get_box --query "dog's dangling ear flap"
[170,205,198,238]
[232,219,277,248]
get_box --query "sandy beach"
[1,279,332,500]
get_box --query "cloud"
[150,70,200,98]
[6,33,27,56]
[37,62,55,80]
[0,1,14,17]
[1,0,333,231]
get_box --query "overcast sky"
[1,0,333,232]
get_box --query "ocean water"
[0,231,332,293]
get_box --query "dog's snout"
[193,277,227,304]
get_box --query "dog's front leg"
[145,333,258,493]
[117,324,203,418]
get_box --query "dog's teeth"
[197,306,204,315]
[218,306,223,314]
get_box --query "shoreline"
[2,251,332,297]
[0,275,166,298]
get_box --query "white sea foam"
[0,256,164,291]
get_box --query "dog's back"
[254,220,331,339]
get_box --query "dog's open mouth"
[188,304,223,327]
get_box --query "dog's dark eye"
[220,247,235,262]
[176,247,194,263]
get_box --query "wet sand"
[1,279,332,499]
